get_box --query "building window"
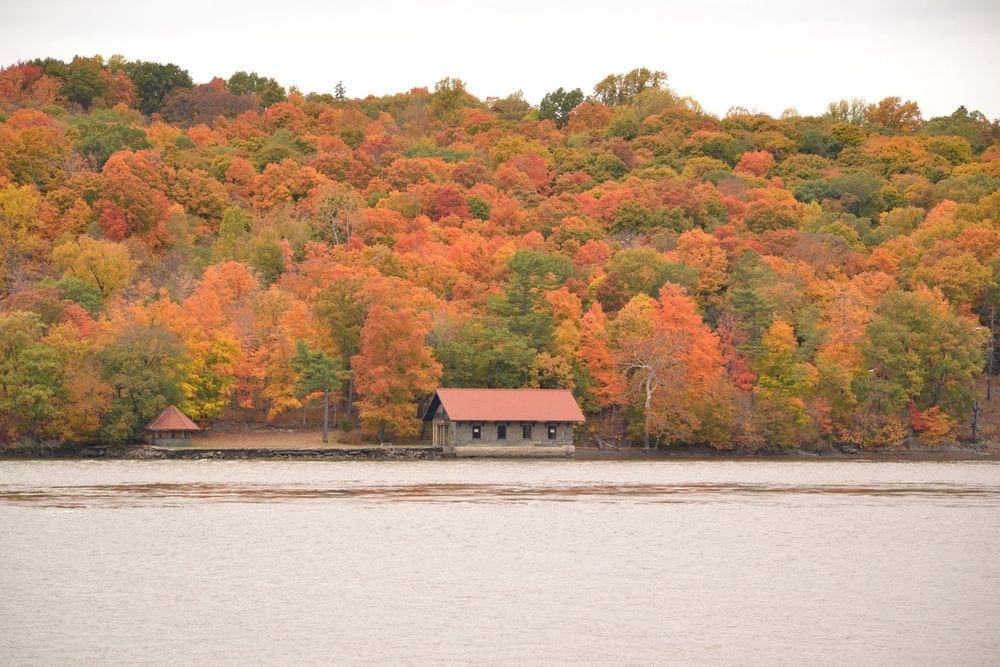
[548,424,557,440]
[522,424,532,440]
[472,424,481,439]
[497,423,507,440]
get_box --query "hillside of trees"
[0,56,997,450]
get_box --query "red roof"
[146,405,200,432]
[432,388,585,423]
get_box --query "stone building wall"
[450,420,575,446]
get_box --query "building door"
[433,421,448,446]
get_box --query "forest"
[0,56,997,450]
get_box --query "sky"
[2,0,999,119]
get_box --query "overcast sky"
[3,0,998,119]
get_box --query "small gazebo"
[146,405,200,446]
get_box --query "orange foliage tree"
[352,305,442,441]
[610,285,733,449]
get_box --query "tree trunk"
[322,388,330,444]
[643,376,653,450]
[971,401,979,442]
[987,305,995,401]
[347,374,354,425]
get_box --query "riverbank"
[0,442,443,461]
[2,440,998,461]
[573,442,1000,461]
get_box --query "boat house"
[146,405,200,446]
[422,388,585,457]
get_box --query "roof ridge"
[437,387,573,391]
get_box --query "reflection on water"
[2,460,999,665]
[4,479,1000,508]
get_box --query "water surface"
[2,460,998,665]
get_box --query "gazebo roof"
[146,405,200,432]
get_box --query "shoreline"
[2,442,998,462]
[572,444,1000,462]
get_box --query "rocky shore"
[574,442,1000,461]
[1,440,997,461]
[0,443,444,461]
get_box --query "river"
[1,459,999,665]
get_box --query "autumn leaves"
[0,58,997,449]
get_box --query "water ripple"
[2,481,999,508]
